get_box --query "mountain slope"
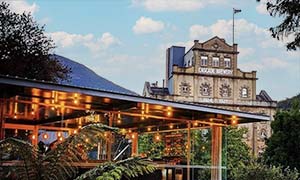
[54,54,138,96]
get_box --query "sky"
[3,0,300,101]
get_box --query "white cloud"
[48,32,93,48]
[256,0,269,15]
[132,0,228,12]
[239,47,255,58]
[190,19,268,41]
[85,32,121,53]
[240,57,290,71]
[1,0,39,14]
[47,31,120,53]
[133,16,165,34]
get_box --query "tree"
[0,2,70,82]
[0,123,156,180]
[190,127,251,180]
[233,159,299,180]
[225,126,251,180]
[263,100,300,170]
[257,0,300,51]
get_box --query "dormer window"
[200,56,208,66]
[212,57,219,67]
[224,58,231,68]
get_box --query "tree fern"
[75,157,156,180]
[0,123,118,180]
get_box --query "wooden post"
[187,122,191,180]
[131,132,138,156]
[211,125,222,180]
[107,113,113,161]
[32,125,39,146]
[0,100,5,140]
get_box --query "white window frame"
[224,57,231,68]
[200,56,208,66]
[212,57,219,67]
[242,88,248,98]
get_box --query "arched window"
[242,88,248,98]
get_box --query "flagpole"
[233,8,235,45]
[232,8,241,45]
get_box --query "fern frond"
[0,137,40,180]
[41,123,118,180]
[74,157,156,180]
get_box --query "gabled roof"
[55,55,138,96]
[256,90,274,102]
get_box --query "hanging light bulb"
[59,137,63,141]
[57,132,62,137]
[147,127,151,131]
[43,133,48,139]
[155,133,160,141]
[31,134,36,140]
[169,124,174,129]
[73,129,78,134]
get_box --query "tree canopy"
[0,2,70,82]
[257,0,300,51]
[263,100,300,170]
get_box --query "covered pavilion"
[0,75,270,180]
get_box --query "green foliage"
[0,2,70,82]
[264,100,300,170]
[257,0,300,50]
[138,134,164,158]
[225,126,251,180]
[233,159,299,180]
[0,123,118,180]
[74,157,156,180]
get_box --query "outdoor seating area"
[0,75,271,180]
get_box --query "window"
[212,57,219,67]
[179,82,191,96]
[224,58,231,68]
[242,88,248,98]
[200,83,212,96]
[200,56,208,66]
[220,84,232,97]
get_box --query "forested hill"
[277,94,300,109]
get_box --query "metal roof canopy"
[0,76,270,131]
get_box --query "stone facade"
[143,36,277,156]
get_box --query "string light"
[31,135,36,140]
[43,133,48,139]
[59,137,63,141]
[169,124,174,129]
[147,127,151,131]
[155,133,160,141]
[131,134,135,139]
[194,122,198,126]
[73,129,77,134]
[57,132,62,137]
[13,113,17,119]
[232,115,238,125]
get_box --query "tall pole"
[233,9,235,45]
[233,8,241,45]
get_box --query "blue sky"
[4,0,300,101]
